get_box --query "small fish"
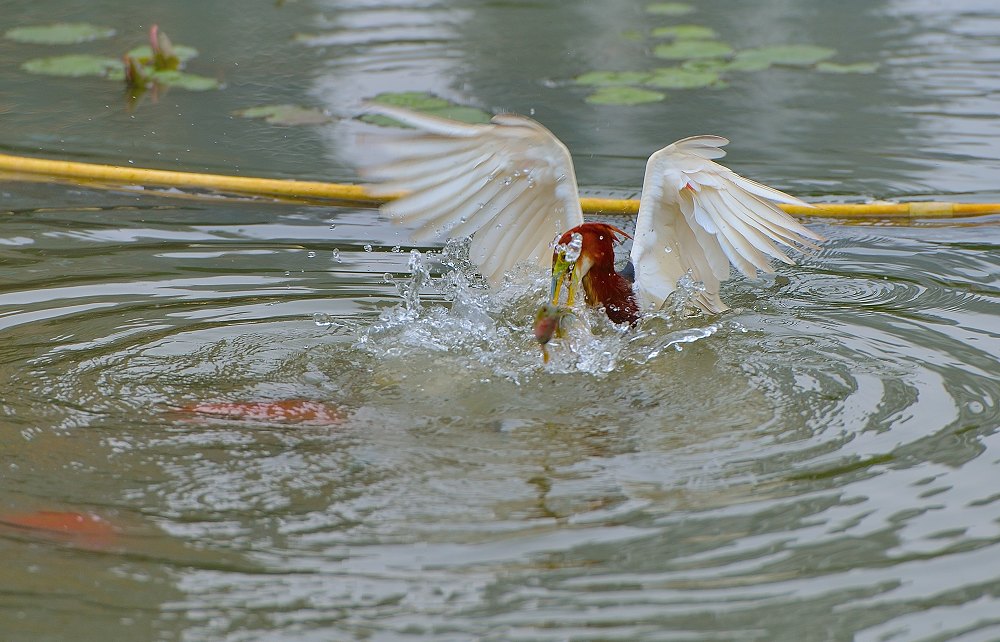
[533,304,573,363]
[0,510,119,548]
[176,399,345,425]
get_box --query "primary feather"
[357,104,584,284]
[631,136,823,313]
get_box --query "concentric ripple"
[3,193,998,640]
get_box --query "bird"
[356,104,823,326]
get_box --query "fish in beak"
[533,304,574,364]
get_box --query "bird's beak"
[550,252,577,306]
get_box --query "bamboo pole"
[1,152,998,220]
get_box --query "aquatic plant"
[573,2,878,106]
[11,22,220,102]
[360,92,492,127]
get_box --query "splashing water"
[351,243,728,378]
[552,231,584,263]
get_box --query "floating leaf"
[369,91,451,111]
[816,61,880,74]
[735,45,836,67]
[21,54,121,77]
[126,44,199,65]
[585,86,665,106]
[362,92,492,126]
[575,70,654,86]
[233,104,332,125]
[646,3,694,16]
[654,40,733,60]
[651,25,718,40]
[148,70,220,91]
[4,23,115,45]
[680,58,729,72]
[646,67,722,89]
[717,58,772,72]
[679,57,772,73]
[428,105,492,124]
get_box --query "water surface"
[1,1,999,640]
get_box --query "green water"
[1,1,999,640]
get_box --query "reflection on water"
[1,0,1000,640]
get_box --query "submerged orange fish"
[0,510,119,548]
[177,399,345,424]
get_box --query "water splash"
[552,232,584,263]
[353,245,724,378]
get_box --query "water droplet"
[331,248,341,263]
[364,244,373,252]
[391,245,402,253]
[307,251,317,258]
[312,312,333,327]
[563,232,584,262]
[329,223,337,230]
[663,246,672,253]
[383,272,394,283]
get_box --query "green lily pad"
[679,58,728,72]
[651,25,718,40]
[575,70,654,86]
[646,2,694,16]
[680,57,771,73]
[233,104,332,125]
[735,45,836,67]
[646,67,722,89]
[5,23,115,45]
[368,91,452,112]
[719,58,772,72]
[21,54,121,77]
[362,92,492,126]
[585,86,665,106]
[427,105,493,124]
[148,70,220,91]
[654,40,733,61]
[816,61,880,74]
[126,44,199,64]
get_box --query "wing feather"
[632,136,824,313]
[366,147,491,189]
[356,104,584,284]
[471,187,533,276]
[492,187,550,272]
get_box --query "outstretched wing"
[356,105,585,284]
[630,136,823,313]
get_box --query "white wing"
[630,136,824,313]
[356,105,585,284]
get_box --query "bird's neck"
[583,267,640,325]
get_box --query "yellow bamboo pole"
[0,152,381,205]
[1,151,999,220]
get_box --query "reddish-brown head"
[550,222,639,325]
[553,223,631,275]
